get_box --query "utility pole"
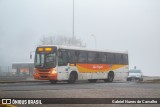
[73,0,75,40]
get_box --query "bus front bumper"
[33,73,57,80]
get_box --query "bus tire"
[68,71,78,84]
[49,80,57,84]
[88,79,97,83]
[104,71,114,82]
[127,78,130,81]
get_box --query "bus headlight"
[50,69,56,74]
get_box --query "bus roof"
[37,45,128,54]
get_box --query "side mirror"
[30,54,32,59]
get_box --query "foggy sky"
[0,0,160,76]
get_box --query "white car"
[127,69,143,81]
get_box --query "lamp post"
[73,0,75,39]
[91,34,97,49]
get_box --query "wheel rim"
[108,73,113,81]
[69,73,76,83]
[70,74,75,81]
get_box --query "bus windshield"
[34,52,57,69]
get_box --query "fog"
[0,0,160,76]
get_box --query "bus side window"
[106,54,109,64]
[88,52,97,63]
[123,54,128,65]
[58,50,68,66]
[68,50,77,63]
[78,51,87,63]
[108,53,115,64]
[120,54,124,64]
[115,53,121,64]
[98,53,106,64]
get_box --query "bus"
[33,45,129,84]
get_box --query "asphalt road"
[0,80,160,98]
[0,81,160,107]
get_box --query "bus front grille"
[38,69,50,72]
[40,76,48,78]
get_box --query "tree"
[40,35,86,47]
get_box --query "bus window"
[68,50,78,63]
[123,54,128,64]
[98,53,107,64]
[88,52,97,63]
[120,54,124,64]
[106,54,109,64]
[58,50,68,66]
[115,53,122,64]
[78,51,87,63]
[108,53,115,64]
[35,54,45,67]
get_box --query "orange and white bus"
[33,45,129,84]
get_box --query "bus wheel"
[127,78,131,81]
[68,72,77,84]
[49,80,57,84]
[88,79,97,83]
[104,72,114,82]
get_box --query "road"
[0,81,160,107]
[0,81,160,98]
